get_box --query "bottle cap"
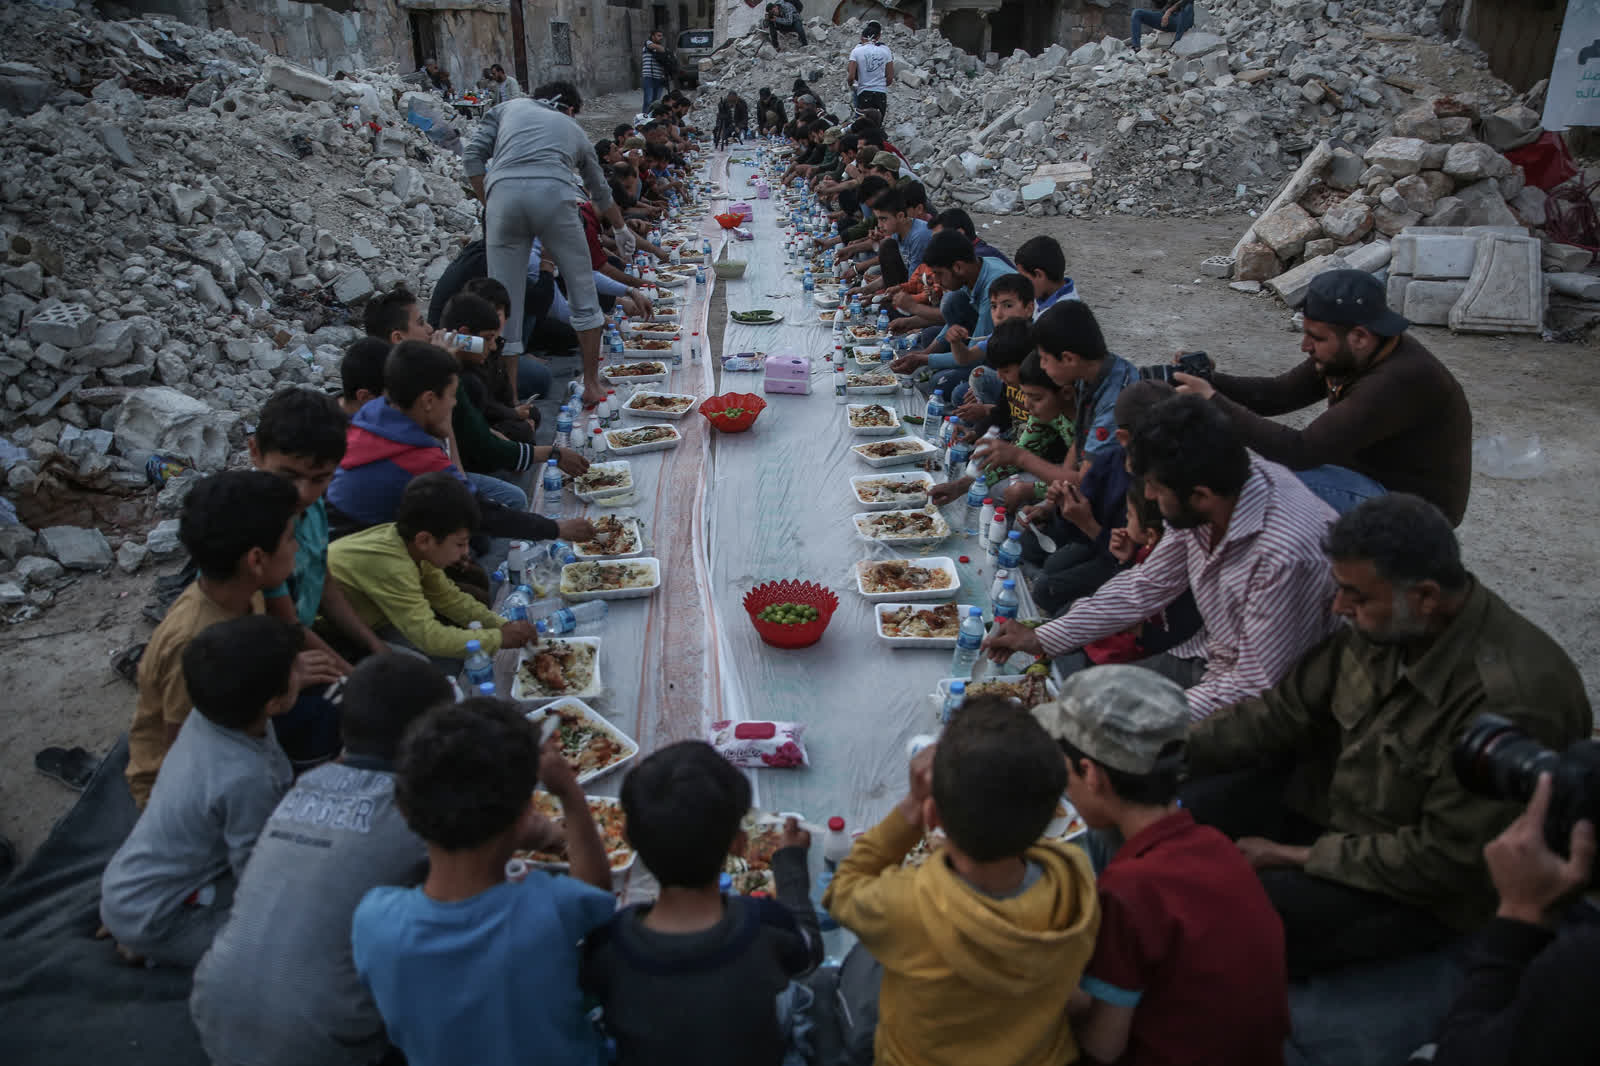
[536,620,549,636]
[950,680,966,693]
[968,607,982,616]
[828,816,845,831]
[478,682,495,694]
[1008,531,1021,541]
[468,621,483,630]
[983,498,993,505]
[1003,579,1016,589]
[465,639,481,652]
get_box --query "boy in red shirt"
[1035,666,1291,1066]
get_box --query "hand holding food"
[557,518,598,543]
[500,620,538,649]
[556,448,591,477]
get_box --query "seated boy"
[352,698,614,1066]
[582,742,822,1065]
[822,697,1099,1066]
[252,386,385,761]
[191,653,454,1066]
[931,350,1072,514]
[922,273,1036,405]
[1035,667,1290,1065]
[337,337,391,418]
[1014,234,1079,317]
[101,615,305,966]
[1033,300,1140,480]
[125,471,314,807]
[328,472,536,663]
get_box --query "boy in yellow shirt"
[823,697,1100,1066]
[328,472,537,663]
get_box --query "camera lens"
[1453,713,1560,804]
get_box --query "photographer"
[1431,773,1599,1066]
[1172,269,1472,524]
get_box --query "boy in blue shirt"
[352,698,613,1066]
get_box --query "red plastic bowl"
[700,392,768,433]
[744,580,839,649]
[714,212,744,230]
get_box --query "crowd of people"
[80,48,1598,1066]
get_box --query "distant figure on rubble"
[848,20,894,120]
[714,91,749,149]
[1130,1,1194,50]
[489,63,521,104]
[764,1,808,51]
[421,57,452,96]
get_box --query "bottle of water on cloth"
[542,459,564,521]
[501,584,535,623]
[555,406,574,447]
[922,390,946,441]
[964,474,987,536]
[463,639,495,692]
[949,607,985,678]
[536,600,609,637]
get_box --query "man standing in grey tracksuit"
[464,80,624,408]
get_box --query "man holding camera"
[1173,269,1472,525]
[1181,493,1591,976]
[1428,774,1599,1066]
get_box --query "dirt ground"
[4,104,1596,869]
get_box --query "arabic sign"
[1545,0,1600,129]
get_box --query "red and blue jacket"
[327,398,467,529]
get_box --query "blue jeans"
[642,77,667,113]
[1131,6,1194,48]
[1295,464,1386,516]
[517,355,554,401]
[468,471,529,512]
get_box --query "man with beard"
[983,395,1339,719]
[1182,494,1591,975]
[1175,269,1471,524]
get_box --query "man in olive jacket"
[1183,493,1591,977]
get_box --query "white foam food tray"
[622,341,680,359]
[935,674,1061,709]
[569,515,646,560]
[522,697,638,785]
[847,403,902,436]
[850,471,934,511]
[622,391,698,420]
[851,436,938,467]
[874,602,971,648]
[843,373,898,396]
[601,362,669,385]
[517,792,637,874]
[853,506,951,549]
[622,322,682,340]
[560,557,662,601]
[854,556,960,602]
[605,423,682,455]
[571,461,634,502]
[510,637,603,705]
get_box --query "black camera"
[1139,350,1214,384]
[1454,713,1600,861]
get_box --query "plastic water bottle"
[816,816,851,931]
[986,510,1006,556]
[834,365,847,403]
[477,681,496,698]
[998,530,1023,570]
[690,332,701,362]
[948,434,973,481]
[555,406,574,447]
[922,390,946,441]
[542,459,563,521]
[949,608,985,679]
[501,583,534,622]
[942,679,966,724]
[702,237,712,257]
[878,341,894,366]
[695,264,705,286]
[989,567,1012,606]
[463,639,495,690]
[803,269,815,294]
[671,339,683,368]
[994,579,1020,621]
[963,475,987,536]
[850,295,864,324]
[592,426,608,457]
[876,308,890,334]
[833,308,847,334]
[535,600,609,636]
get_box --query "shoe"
[35,746,99,791]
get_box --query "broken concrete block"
[1545,273,1600,300]
[1321,201,1373,244]
[0,523,36,563]
[1304,238,1339,259]
[2,261,44,297]
[1452,179,1521,228]
[15,555,63,587]
[116,540,149,574]
[1255,204,1323,260]
[1481,104,1542,152]
[1391,105,1441,141]
[1443,142,1512,183]
[69,319,140,370]
[27,302,97,348]
[1365,137,1429,177]
[1403,280,1470,326]
[1542,242,1594,273]
[40,525,112,570]
[1424,196,1470,227]
[332,269,375,305]
[1339,240,1393,274]
[0,75,51,117]
[1171,32,1227,58]
[1235,241,1281,282]
[146,518,182,556]
[1020,179,1056,203]
[1449,235,1545,334]
[1373,205,1423,236]
[1393,174,1437,215]
[1200,255,1237,278]
[114,387,234,473]
[265,57,334,102]
[1409,234,1480,280]
[1325,148,1365,191]
[1386,272,1412,311]
[1509,186,1546,227]
[1266,254,1341,306]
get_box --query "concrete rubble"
[0,3,482,601]
[697,0,1496,222]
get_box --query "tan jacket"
[1188,578,1592,930]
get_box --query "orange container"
[699,392,767,433]
[744,580,839,649]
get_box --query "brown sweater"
[1209,333,1471,525]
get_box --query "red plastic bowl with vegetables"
[699,392,767,433]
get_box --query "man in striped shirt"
[985,395,1338,719]
[641,29,670,114]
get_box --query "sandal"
[35,746,99,791]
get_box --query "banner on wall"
[1544,0,1600,130]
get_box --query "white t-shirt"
[850,42,893,92]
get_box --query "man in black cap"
[1174,268,1473,525]
[764,2,807,50]
[848,20,894,119]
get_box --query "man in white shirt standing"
[848,20,895,119]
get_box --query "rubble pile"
[698,0,1512,220]
[0,3,479,606]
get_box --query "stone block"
[1409,234,1480,280]
[1339,240,1392,274]
[1425,196,1469,227]
[1393,174,1437,215]
[1449,235,1545,334]
[1266,254,1341,306]
[1364,137,1429,177]
[1509,186,1546,227]
[1271,0,1322,18]
[27,302,96,348]
[1547,272,1600,300]
[1171,32,1227,58]
[1014,95,1054,127]
[1543,242,1594,273]
[1021,179,1057,203]
[1453,180,1521,228]
[332,269,375,305]
[1255,203,1322,259]
[1235,241,1281,282]
[391,166,426,206]
[16,555,63,587]
[97,124,137,167]
[350,235,381,260]
[0,75,50,116]
[1373,205,1422,236]
[1303,238,1339,259]
[1068,41,1103,66]
[0,581,23,606]
[1481,104,1541,152]
[1420,143,1449,171]
[40,525,112,570]
[265,57,334,102]
[232,230,267,267]
[2,261,44,297]
[1403,280,1469,326]
[1443,142,1511,183]
[1325,147,1365,191]
[1387,272,1412,311]
[117,540,149,574]
[0,523,36,563]
[1321,200,1373,244]
[1392,105,1440,141]
[1200,255,1237,278]
[146,518,182,556]
[1439,116,1474,141]
[69,319,139,370]
[114,386,233,473]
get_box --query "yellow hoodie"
[823,810,1100,1066]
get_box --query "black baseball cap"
[1304,269,1409,336]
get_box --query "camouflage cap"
[823,126,842,143]
[870,150,901,171]
[1030,665,1189,774]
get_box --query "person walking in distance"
[464,81,624,409]
[848,21,894,119]
[641,29,670,113]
